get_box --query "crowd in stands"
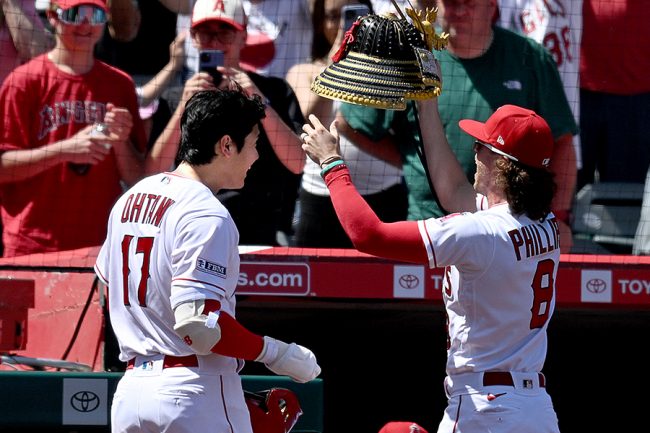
[0,0,648,257]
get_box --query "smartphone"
[199,49,224,84]
[342,4,370,31]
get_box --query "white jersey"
[418,204,561,375]
[95,172,240,368]
[497,0,583,167]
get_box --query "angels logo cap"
[191,0,245,31]
[378,421,429,433]
[459,105,553,169]
[53,0,107,12]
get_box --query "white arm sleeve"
[173,300,222,355]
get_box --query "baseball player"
[302,97,561,432]
[95,89,321,433]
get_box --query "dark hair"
[176,88,265,165]
[496,159,556,221]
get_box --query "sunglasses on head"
[56,5,107,26]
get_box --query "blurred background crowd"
[0,0,649,258]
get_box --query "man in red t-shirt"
[0,0,147,257]
[579,0,650,188]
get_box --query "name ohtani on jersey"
[120,192,175,227]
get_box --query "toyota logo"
[399,274,419,289]
[586,278,607,294]
[70,391,100,413]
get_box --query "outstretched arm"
[302,114,428,264]
[416,98,477,213]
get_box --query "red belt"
[483,372,546,388]
[126,354,199,370]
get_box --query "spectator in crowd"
[287,0,407,247]
[147,0,305,246]
[1,0,53,84]
[340,0,577,252]
[578,0,650,189]
[178,0,314,81]
[95,0,182,86]
[0,0,147,258]
[496,0,583,174]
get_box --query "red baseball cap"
[378,422,429,433]
[459,105,553,169]
[52,0,108,12]
[191,0,246,31]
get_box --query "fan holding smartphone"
[199,49,224,85]
[147,0,307,247]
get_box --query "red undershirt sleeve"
[324,165,429,264]
[204,300,264,360]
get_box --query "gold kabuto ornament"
[311,7,449,110]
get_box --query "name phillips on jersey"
[508,217,561,261]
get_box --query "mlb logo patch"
[196,257,227,278]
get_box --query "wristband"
[320,159,345,178]
[319,155,343,168]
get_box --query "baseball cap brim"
[191,17,244,31]
[53,0,108,12]
[458,118,489,142]
[459,118,520,161]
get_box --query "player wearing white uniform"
[95,89,320,433]
[497,0,583,169]
[302,98,561,432]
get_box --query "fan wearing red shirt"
[0,0,146,257]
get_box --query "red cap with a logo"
[378,421,429,433]
[191,0,246,31]
[459,104,553,169]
